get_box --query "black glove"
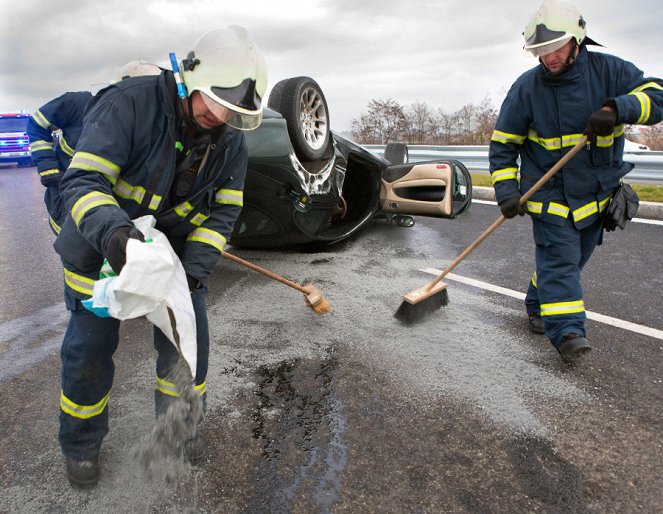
[499,195,526,219]
[584,108,617,138]
[105,226,145,274]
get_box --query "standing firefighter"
[54,26,267,487]
[27,91,92,234]
[489,0,663,361]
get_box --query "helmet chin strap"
[540,43,580,75]
[180,95,213,134]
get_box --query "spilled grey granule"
[131,357,203,482]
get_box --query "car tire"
[383,143,408,164]
[267,77,330,161]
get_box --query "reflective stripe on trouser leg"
[154,286,209,417]
[532,217,588,347]
[525,271,539,315]
[59,290,120,460]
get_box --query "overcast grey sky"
[2,0,661,132]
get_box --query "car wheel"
[267,77,330,161]
[383,143,408,164]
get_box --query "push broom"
[221,251,332,315]
[394,136,588,324]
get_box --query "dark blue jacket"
[54,72,247,299]
[489,46,663,229]
[27,91,92,231]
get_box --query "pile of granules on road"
[131,357,203,482]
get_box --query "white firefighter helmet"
[523,0,587,57]
[180,26,267,131]
[115,61,162,81]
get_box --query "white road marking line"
[420,268,663,341]
[472,199,663,225]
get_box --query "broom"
[394,136,588,324]
[221,250,332,315]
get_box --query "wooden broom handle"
[425,136,588,291]
[221,251,310,294]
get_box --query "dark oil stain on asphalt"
[248,348,348,513]
[507,435,591,513]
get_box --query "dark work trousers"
[524,216,604,348]
[59,286,209,460]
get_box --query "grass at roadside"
[470,174,663,202]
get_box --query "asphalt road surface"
[1,165,662,513]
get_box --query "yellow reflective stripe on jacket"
[60,390,110,419]
[71,191,119,226]
[531,272,537,288]
[548,202,569,218]
[30,140,54,152]
[630,91,651,124]
[63,268,95,296]
[527,131,590,151]
[572,200,598,223]
[491,168,518,184]
[49,216,61,234]
[156,377,207,397]
[39,168,60,178]
[540,300,585,317]
[598,196,611,213]
[190,213,209,226]
[491,130,525,145]
[31,110,53,130]
[69,152,120,185]
[174,201,194,218]
[59,136,75,157]
[215,188,243,206]
[187,227,227,252]
[113,178,151,207]
[526,201,542,214]
[148,194,162,210]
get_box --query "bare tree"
[351,99,407,144]
[403,101,433,145]
[641,123,663,150]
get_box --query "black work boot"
[183,433,207,465]
[528,312,545,334]
[558,333,592,362]
[65,456,100,488]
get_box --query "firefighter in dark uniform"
[27,91,92,234]
[27,63,162,235]
[54,26,267,487]
[489,1,663,361]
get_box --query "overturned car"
[231,76,472,249]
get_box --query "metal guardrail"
[365,144,663,184]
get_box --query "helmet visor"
[526,35,573,57]
[200,91,262,131]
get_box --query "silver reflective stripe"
[174,202,194,219]
[30,140,54,152]
[63,267,94,296]
[113,178,146,205]
[156,377,180,397]
[186,227,227,252]
[70,152,120,184]
[215,188,243,206]
[71,191,119,226]
[60,390,110,419]
[32,110,51,130]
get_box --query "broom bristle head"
[303,285,332,315]
[394,284,449,324]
